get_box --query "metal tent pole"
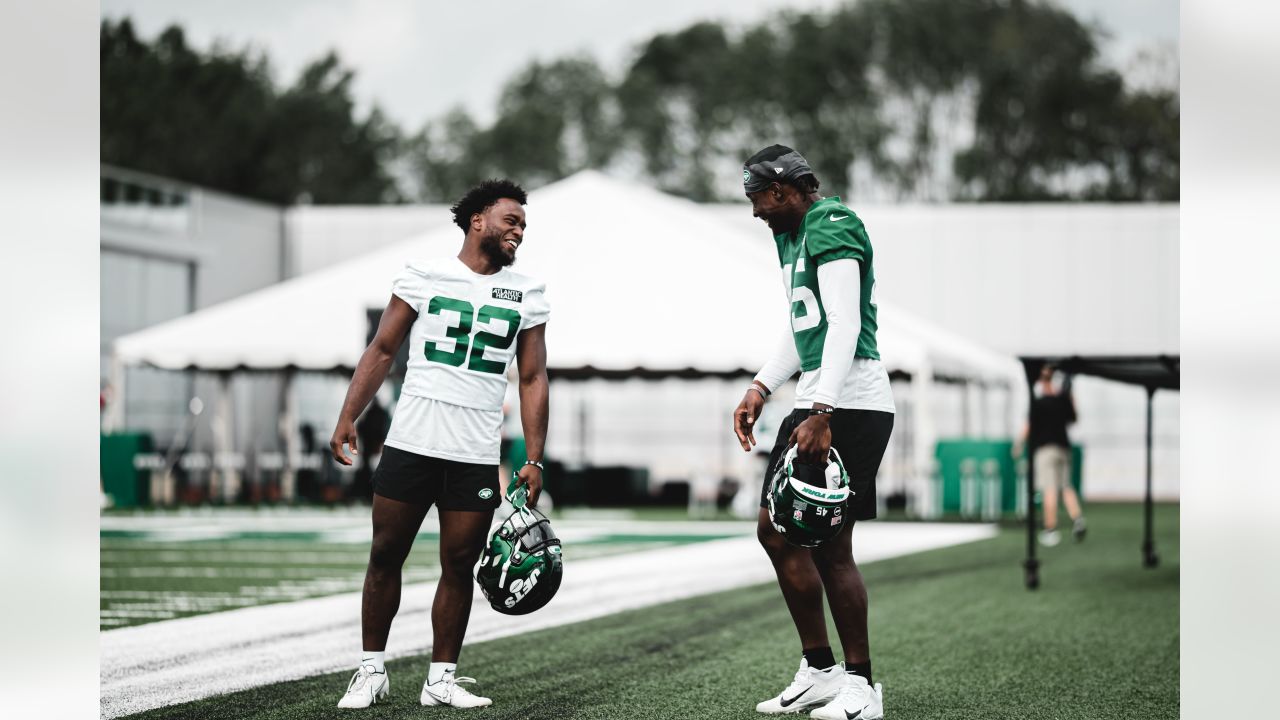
[1142,386,1159,568]
[1023,366,1040,590]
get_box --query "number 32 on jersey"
[423,296,522,375]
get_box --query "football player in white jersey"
[329,179,550,710]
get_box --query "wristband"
[523,460,544,471]
[808,407,835,417]
[747,384,769,400]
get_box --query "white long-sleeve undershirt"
[753,258,862,405]
[811,258,862,406]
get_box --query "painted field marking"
[100,521,995,718]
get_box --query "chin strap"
[826,447,850,491]
[508,475,529,509]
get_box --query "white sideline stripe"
[101,514,760,540]
[100,522,994,718]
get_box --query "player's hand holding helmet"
[476,482,563,615]
[767,445,852,548]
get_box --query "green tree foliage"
[105,0,1177,204]
[603,0,1178,201]
[101,19,400,204]
[407,57,617,202]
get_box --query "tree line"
[101,0,1177,205]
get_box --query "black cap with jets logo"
[743,144,816,193]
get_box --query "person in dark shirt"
[1019,365,1086,546]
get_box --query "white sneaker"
[337,664,390,708]
[810,674,884,720]
[756,659,847,714]
[1039,529,1061,547]
[420,671,492,708]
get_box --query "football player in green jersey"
[734,145,896,720]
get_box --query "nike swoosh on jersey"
[829,214,848,221]
[779,685,813,707]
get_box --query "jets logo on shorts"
[478,488,494,500]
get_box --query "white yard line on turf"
[101,512,761,542]
[100,522,995,719]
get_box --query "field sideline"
[102,515,995,718]
[103,503,1177,719]
[100,512,755,629]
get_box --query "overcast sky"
[101,0,1178,130]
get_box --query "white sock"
[360,651,385,673]
[428,662,457,684]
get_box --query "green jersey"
[774,197,880,371]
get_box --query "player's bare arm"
[329,295,417,465]
[733,381,769,451]
[788,405,834,464]
[739,328,803,451]
[513,321,549,506]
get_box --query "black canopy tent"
[1018,355,1179,589]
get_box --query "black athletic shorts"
[760,408,895,521]
[372,445,502,512]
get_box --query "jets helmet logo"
[504,567,542,608]
[476,494,562,616]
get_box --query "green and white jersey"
[392,256,549,410]
[383,257,549,464]
[775,197,880,369]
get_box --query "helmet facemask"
[767,446,854,548]
[476,491,563,615]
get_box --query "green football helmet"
[476,484,563,615]
[767,445,853,548]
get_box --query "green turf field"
[119,503,1178,719]
[101,528,742,629]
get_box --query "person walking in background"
[1020,364,1086,546]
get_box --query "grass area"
[120,502,1178,719]
[100,537,437,628]
[101,530,741,629]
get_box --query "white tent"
[113,170,1018,380]
[111,171,1023,511]
[115,171,786,373]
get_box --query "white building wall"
[194,192,287,307]
[285,205,452,277]
[101,167,288,449]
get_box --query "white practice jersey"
[383,257,549,463]
[794,358,896,413]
